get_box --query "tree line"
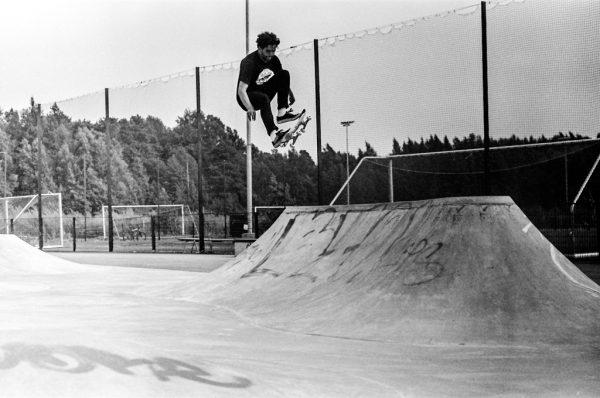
[0,103,598,217]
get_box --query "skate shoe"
[272,128,291,148]
[276,108,302,124]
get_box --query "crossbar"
[330,138,600,206]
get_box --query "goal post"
[101,204,185,239]
[330,138,600,206]
[0,192,64,248]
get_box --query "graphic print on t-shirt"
[256,69,274,85]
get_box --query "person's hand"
[289,91,296,106]
[247,109,256,121]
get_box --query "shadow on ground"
[0,343,251,388]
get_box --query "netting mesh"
[39,0,600,214]
[56,71,196,125]
[0,194,63,247]
[487,0,600,140]
[329,140,600,206]
[317,5,483,157]
[104,205,186,240]
[199,65,245,137]
[48,0,600,157]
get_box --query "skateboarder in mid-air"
[237,32,302,147]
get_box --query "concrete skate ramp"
[201,196,600,345]
[0,235,83,275]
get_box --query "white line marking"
[522,223,533,233]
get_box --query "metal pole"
[36,103,43,250]
[58,192,64,246]
[4,199,8,235]
[180,204,185,235]
[0,151,7,234]
[481,1,490,195]
[186,160,190,208]
[157,165,160,241]
[341,121,354,205]
[346,127,349,205]
[564,146,569,204]
[0,152,6,198]
[246,126,253,235]
[196,67,205,252]
[570,150,600,213]
[245,0,249,54]
[245,0,254,237]
[389,159,394,203]
[596,200,600,257]
[105,88,114,252]
[83,152,87,241]
[151,215,156,252]
[314,39,323,205]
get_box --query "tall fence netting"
[21,0,599,254]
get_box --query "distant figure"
[237,32,301,147]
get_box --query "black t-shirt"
[238,50,283,93]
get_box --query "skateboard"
[277,110,312,149]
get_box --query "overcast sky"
[0,0,478,111]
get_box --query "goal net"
[0,193,64,248]
[101,204,194,239]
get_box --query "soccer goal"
[101,204,187,239]
[330,138,600,206]
[0,192,64,248]
[329,139,600,258]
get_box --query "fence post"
[35,103,44,250]
[314,38,323,205]
[151,216,156,252]
[72,217,76,252]
[196,67,206,252]
[596,205,600,257]
[9,219,13,234]
[105,88,114,252]
[481,1,490,195]
[569,208,576,256]
[389,159,394,203]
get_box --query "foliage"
[0,105,598,216]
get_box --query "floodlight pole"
[341,121,354,205]
[244,0,255,238]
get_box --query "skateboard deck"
[277,110,311,149]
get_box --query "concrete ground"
[2,258,599,398]
[51,252,233,273]
[3,198,600,397]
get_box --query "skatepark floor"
[50,252,233,273]
[3,253,599,398]
[3,198,600,397]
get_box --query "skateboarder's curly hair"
[256,32,280,49]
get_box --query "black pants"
[237,70,290,134]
